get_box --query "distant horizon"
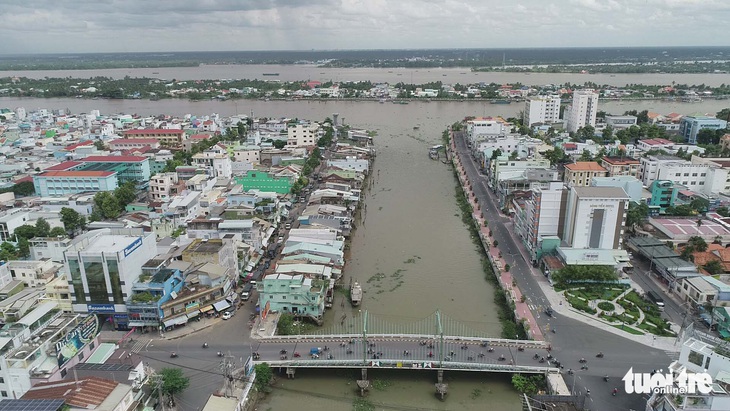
[3,45,730,57]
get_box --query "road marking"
[131,341,146,353]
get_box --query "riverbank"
[444,128,539,341]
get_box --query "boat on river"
[350,282,362,306]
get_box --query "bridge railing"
[257,334,547,349]
[258,358,560,374]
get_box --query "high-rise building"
[565,89,599,133]
[679,116,728,144]
[561,186,629,250]
[64,228,157,329]
[516,182,567,262]
[523,96,561,126]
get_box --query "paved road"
[453,131,670,411]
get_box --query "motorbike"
[280,350,288,355]
[517,346,524,352]
[596,352,604,358]
[487,347,494,352]
[499,355,506,361]
[202,342,208,349]
[253,352,260,360]
[567,369,574,375]
[403,350,410,356]
[579,358,587,363]
[581,365,588,370]
[534,353,540,360]
[419,341,427,346]
[280,355,288,360]
[461,344,468,350]
[467,356,474,361]
[170,352,178,358]
[478,353,485,358]
[612,388,618,396]
[217,352,224,357]
[480,341,489,347]
[327,354,334,360]
[539,358,545,363]
[294,352,301,358]
[604,375,609,382]
[427,352,434,358]
[346,349,353,354]
[339,342,347,347]
[427,343,434,349]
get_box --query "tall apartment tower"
[561,186,629,250]
[565,89,599,133]
[523,96,561,126]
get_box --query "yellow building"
[564,161,608,187]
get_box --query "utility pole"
[220,351,236,397]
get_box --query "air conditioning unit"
[169,291,178,299]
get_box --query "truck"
[646,290,665,311]
[241,284,254,301]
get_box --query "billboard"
[123,237,143,257]
[87,304,115,313]
[56,315,100,367]
[262,301,271,319]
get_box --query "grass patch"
[372,379,391,391]
[565,293,597,315]
[353,398,375,411]
[611,324,645,335]
[597,301,615,311]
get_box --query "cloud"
[0,0,727,53]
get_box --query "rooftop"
[183,239,225,254]
[602,157,639,165]
[123,128,185,135]
[108,138,159,145]
[565,161,607,172]
[651,218,730,237]
[22,377,119,409]
[573,186,629,199]
[80,155,147,163]
[44,161,82,171]
[38,170,116,178]
[79,234,144,254]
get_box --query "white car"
[222,311,234,320]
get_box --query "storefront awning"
[163,316,188,328]
[213,300,231,312]
[128,321,147,327]
[187,311,200,319]
[200,305,214,313]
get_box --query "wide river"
[3,64,730,87]
[1,92,728,410]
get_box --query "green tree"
[704,260,724,275]
[273,140,287,149]
[509,151,519,160]
[237,121,247,136]
[276,313,296,335]
[716,206,730,217]
[13,224,38,240]
[11,181,35,196]
[49,226,67,237]
[0,242,18,261]
[697,129,718,145]
[542,147,567,165]
[93,140,107,151]
[254,363,273,392]
[716,108,730,121]
[114,182,137,207]
[159,368,190,404]
[60,207,86,233]
[35,218,51,237]
[94,192,122,220]
[552,265,618,287]
[602,126,614,142]
[162,159,184,173]
[511,374,544,395]
[626,202,649,229]
[687,236,708,252]
[578,149,594,162]
[17,237,30,258]
[490,148,503,160]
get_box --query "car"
[222,311,234,320]
[545,307,553,317]
[278,236,284,243]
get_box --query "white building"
[565,89,599,133]
[516,182,566,262]
[562,186,629,250]
[466,118,508,147]
[6,260,63,288]
[192,144,232,179]
[166,191,202,225]
[326,157,369,174]
[647,337,730,411]
[232,146,261,165]
[64,228,157,328]
[523,96,561,126]
[149,172,180,202]
[605,115,638,129]
[639,154,726,195]
[287,123,320,147]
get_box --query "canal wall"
[447,131,543,342]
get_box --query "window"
[60,369,67,378]
[0,377,3,383]
[1,391,6,398]
[687,350,704,367]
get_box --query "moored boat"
[350,282,362,306]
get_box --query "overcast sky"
[1,0,728,54]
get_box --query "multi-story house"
[565,89,599,133]
[601,157,640,179]
[287,123,320,147]
[523,96,561,126]
[515,182,566,263]
[563,161,608,187]
[122,129,187,146]
[192,143,232,179]
[33,171,118,197]
[148,172,181,202]
[258,274,327,324]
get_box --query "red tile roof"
[602,157,639,165]
[109,138,159,145]
[80,155,147,162]
[39,170,116,177]
[22,376,120,408]
[124,128,184,135]
[64,141,94,151]
[190,134,212,139]
[565,161,607,172]
[13,176,33,184]
[45,161,82,171]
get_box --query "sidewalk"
[449,134,681,352]
[99,317,223,343]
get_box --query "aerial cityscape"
[1,2,730,411]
